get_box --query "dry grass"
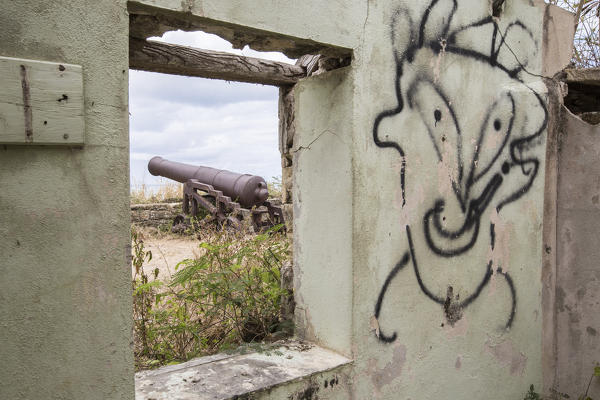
[131,178,183,204]
[267,175,283,200]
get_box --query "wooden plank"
[0,56,84,145]
[129,37,306,86]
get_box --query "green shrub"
[524,385,542,400]
[524,365,600,400]
[132,225,291,370]
[131,227,159,362]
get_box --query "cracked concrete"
[135,341,351,399]
[292,129,347,154]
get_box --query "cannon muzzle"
[148,156,269,208]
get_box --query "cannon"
[148,156,284,231]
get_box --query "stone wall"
[131,202,182,228]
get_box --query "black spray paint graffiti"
[373,0,547,343]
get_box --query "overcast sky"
[129,31,294,189]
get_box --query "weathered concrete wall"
[292,68,354,357]
[0,1,131,399]
[135,341,353,399]
[131,202,181,227]
[129,0,364,54]
[554,109,600,399]
[1,1,578,399]
[353,1,551,398]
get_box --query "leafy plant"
[170,225,290,344]
[546,0,599,67]
[578,365,600,400]
[524,385,542,400]
[525,364,600,400]
[131,224,292,370]
[131,227,159,362]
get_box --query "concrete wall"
[129,0,364,52]
[0,0,578,399]
[554,109,600,399]
[352,1,551,398]
[293,68,354,357]
[0,1,131,399]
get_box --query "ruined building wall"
[0,0,582,399]
[0,1,132,399]
[292,67,354,357]
[554,108,600,399]
[278,86,294,231]
[351,1,557,398]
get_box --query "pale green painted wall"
[0,1,131,399]
[0,0,563,399]
[351,1,548,398]
[130,0,365,52]
[288,1,551,398]
[292,68,354,357]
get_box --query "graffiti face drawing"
[373,0,547,343]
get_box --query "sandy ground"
[133,233,202,282]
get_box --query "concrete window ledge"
[135,341,352,400]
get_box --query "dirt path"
[134,234,201,282]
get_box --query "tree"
[546,0,599,67]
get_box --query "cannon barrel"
[148,156,269,208]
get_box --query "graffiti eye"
[493,119,502,131]
[434,109,442,123]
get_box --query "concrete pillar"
[0,1,132,399]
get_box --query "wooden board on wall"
[0,56,84,145]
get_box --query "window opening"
[129,30,296,371]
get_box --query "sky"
[129,31,295,190]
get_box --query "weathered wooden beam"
[129,37,306,86]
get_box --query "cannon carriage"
[148,156,284,232]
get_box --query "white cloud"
[130,31,292,190]
[152,30,296,64]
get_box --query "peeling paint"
[443,314,469,338]
[372,345,407,388]
[455,355,462,369]
[484,338,527,376]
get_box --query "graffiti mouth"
[423,173,503,257]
